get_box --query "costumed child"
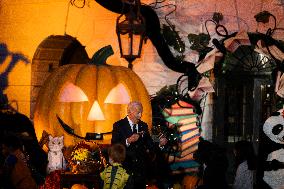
[39,135,67,189]
[46,135,66,174]
[100,143,131,189]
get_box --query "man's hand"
[127,133,140,144]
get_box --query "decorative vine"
[162,24,185,53]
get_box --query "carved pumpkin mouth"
[56,115,111,140]
[56,81,131,140]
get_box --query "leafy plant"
[162,24,185,54]
[188,33,211,53]
[151,84,181,148]
[71,141,92,162]
[155,84,181,108]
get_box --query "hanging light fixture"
[116,0,146,69]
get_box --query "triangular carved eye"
[59,82,89,102]
[104,83,130,104]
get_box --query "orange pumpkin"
[33,46,151,147]
[71,184,88,189]
[182,175,203,189]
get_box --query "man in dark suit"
[111,101,167,189]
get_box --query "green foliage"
[187,33,211,53]
[221,53,234,72]
[162,24,185,54]
[254,11,271,24]
[276,97,284,110]
[213,52,236,75]
[175,54,185,63]
[151,84,182,149]
[155,84,181,108]
[199,46,214,61]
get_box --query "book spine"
[179,144,199,158]
[168,152,194,163]
[163,108,195,117]
[171,101,194,108]
[172,144,199,158]
[178,117,198,125]
[180,128,200,142]
[169,160,200,170]
[178,123,198,132]
[179,136,200,151]
[181,133,200,143]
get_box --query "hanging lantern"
[116,0,146,69]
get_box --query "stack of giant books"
[162,100,200,175]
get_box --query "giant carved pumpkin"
[33,46,151,147]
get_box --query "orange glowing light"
[104,83,130,104]
[87,100,105,121]
[59,82,89,102]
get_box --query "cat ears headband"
[49,135,64,140]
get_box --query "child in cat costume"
[100,143,131,189]
[39,135,66,189]
[46,135,66,174]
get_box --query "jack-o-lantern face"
[33,63,152,147]
[59,82,106,121]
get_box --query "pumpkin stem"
[90,45,114,65]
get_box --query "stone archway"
[30,35,89,119]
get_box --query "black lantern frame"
[116,0,146,69]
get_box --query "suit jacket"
[111,117,156,175]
